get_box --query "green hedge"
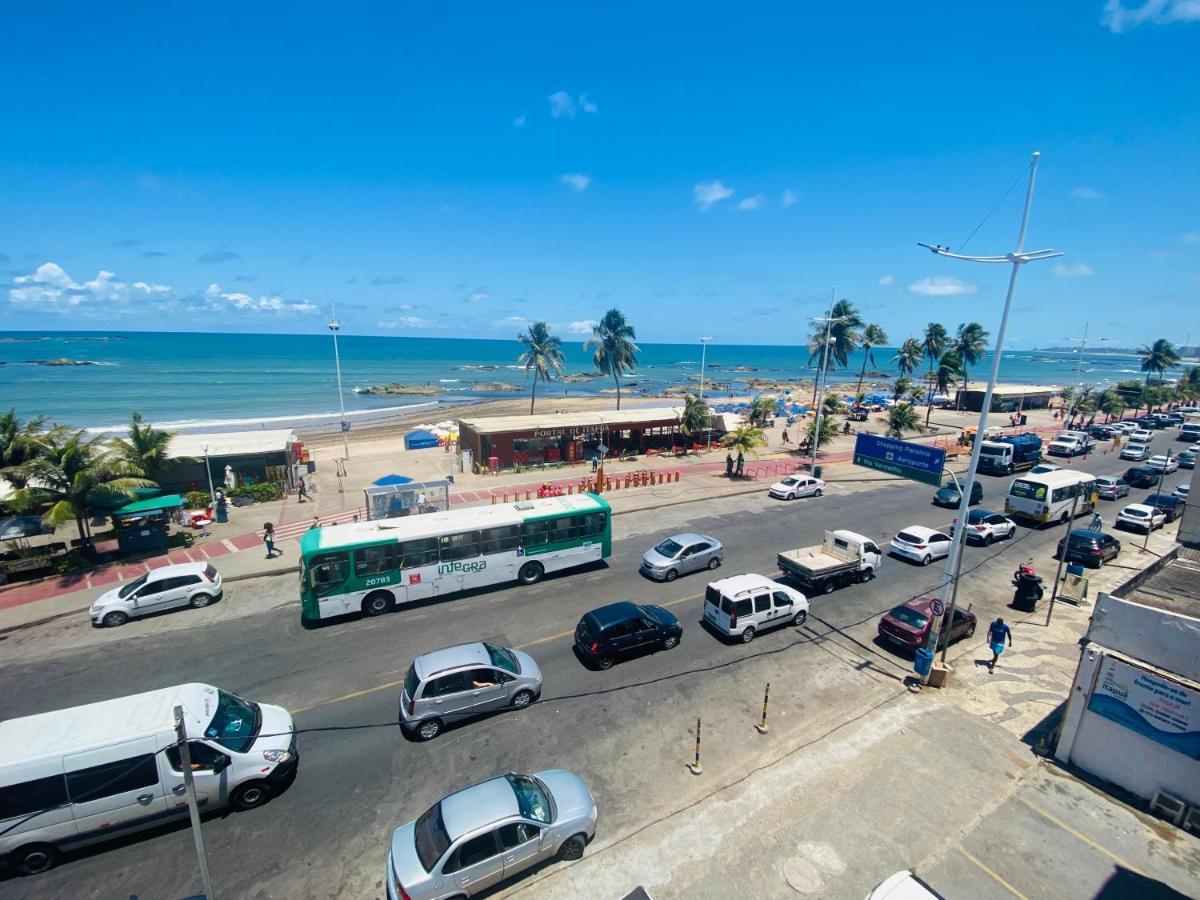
[185,482,282,509]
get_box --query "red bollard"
[675,470,681,483]
[503,491,509,503]
[491,493,497,505]
[658,472,664,485]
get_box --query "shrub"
[230,482,282,503]
[186,491,211,509]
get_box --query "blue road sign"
[852,433,946,487]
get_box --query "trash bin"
[215,505,228,524]
[1020,414,1028,425]
[813,465,823,478]
[914,647,934,678]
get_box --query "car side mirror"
[211,755,230,773]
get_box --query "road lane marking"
[1017,797,1148,877]
[958,848,1029,899]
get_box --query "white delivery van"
[0,683,297,876]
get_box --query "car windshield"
[119,573,149,598]
[205,690,262,753]
[1124,508,1148,517]
[889,606,929,629]
[896,531,925,545]
[485,643,519,673]
[506,774,552,823]
[940,482,959,493]
[779,477,799,486]
[414,802,452,872]
[979,445,1004,456]
[653,538,683,558]
[967,510,988,523]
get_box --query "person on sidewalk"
[263,523,279,559]
[725,452,734,477]
[590,453,598,473]
[987,617,1012,673]
[781,429,790,445]
[1090,512,1103,532]
[309,516,320,531]
[297,479,309,503]
[735,451,745,477]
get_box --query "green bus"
[299,493,612,622]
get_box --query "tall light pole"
[1064,324,1108,422]
[329,303,350,461]
[203,444,217,524]
[699,336,713,451]
[916,151,1063,677]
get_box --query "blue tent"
[404,430,440,450]
[372,474,414,486]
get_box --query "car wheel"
[664,568,678,582]
[361,591,393,617]
[793,609,808,626]
[557,833,588,862]
[662,634,680,650]
[102,611,129,628]
[518,561,544,585]
[510,690,534,710]
[921,555,932,567]
[597,655,615,670]
[984,534,994,546]
[741,626,756,643]
[189,592,214,609]
[787,492,796,500]
[814,488,823,497]
[230,780,272,811]
[707,557,720,570]
[10,843,59,876]
[416,718,443,740]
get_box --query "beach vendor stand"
[111,494,184,555]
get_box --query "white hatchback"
[888,525,952,566]
[90,562,223,627]
[1173,484,1190,502]
[1147,454,1179,473]
[768,474,826,500]
[1130,428,1154,443]
[1115,503,1165,533]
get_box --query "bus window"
[1052,487,1066,503]
[522,520,552,546]
[439,531,481,561]
[401,538,439,567]
[310,552,350,596]
[480,525,522,554]
[354,544,401,577]
[581,512,607,536]
[551,517,576,543]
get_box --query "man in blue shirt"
[988,617,1012,673]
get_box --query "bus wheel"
[362,592,394,617]
[518,561,544,585]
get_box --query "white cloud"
[465,289,492,303]
[513,115,526,128]
[1102,0,1200,32]
[694,179,734,211]
[378,316,440,329]
[560,173,593,192]
[737,194,764,212]
[781,188,801,208]
[9,262,164,311]
[878,274,895,286]
[495,316,530,329]
[203,282,317,315]
[1181,232,1200,244]
[1070,186,1104,200]
[549,91,576,118]
[907,275,978,296]
[567,320,597,335]
[1053,262,1096,278]
[132,281,170,294]
[579,94,598,113]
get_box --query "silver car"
[386,770,598,899]
[640,533,723,581]
[400,642,542,741]
[1095,475,1130,500]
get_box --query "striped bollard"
[688,717,703,775]
[755,683,770,734]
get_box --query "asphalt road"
[0,427,1190,899]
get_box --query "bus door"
[400,538,439,604]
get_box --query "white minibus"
[1004,470,1097,526]
[0,683,296,875]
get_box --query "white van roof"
[0,683,215,767]
[708,573,779,596]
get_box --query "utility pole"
[915,152,1063,679]
[809,288,845,477]
[1144,454,1171,553]
[329,303,350,462]
[1046,492,1081,627]
[699,336,713,451]
[174,706,216,900]
[1064,324,1108,421]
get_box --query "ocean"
[0,331,1153,432]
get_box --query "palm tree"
[921,323,948,418]
[721,425,767,456]
[108,412,185,487]
[585,309,639,410]
[679,395,710,451]
[891,376,912,403]
[807,299,864,404]
[1114,380,1145,417]
[746,396,776,429]
[952,322,990,408]
[805,414,839,451]
[10,430,152,557]
[886,403,922,438]
[516,322,566,414]
[0,410,50,492]
[893,337,923,377]
[1098,390,1125,423]
[1138,338,1180,384]
[854,323,889,396]
[1057,386,1076,419]
[928,351,963,427]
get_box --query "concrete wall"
[1180,464,1200,546]
[1087,592,1200,683]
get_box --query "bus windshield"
[1008,480,1043,500]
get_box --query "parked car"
[1123,465,1160,489]
[1088,424,1118,440]
[866,871,942,900]
[385,771,597,899]
[89,562,222,627]
[1129,428,1155,443]
[1029,462,1062,475]
[1115,503,1166,533]
[1163,411,1184,426]
[768,474,826,501]
[399,642,542,741]
[1110,421,1136,435]
[933,479,983,508]
[950,508,1016,545]
[1120,442,1151,462]
[1143,492,1186,522]
[1147,454,1179,473]
[1094,475,1130,501]
[1055,529,1121,568]
[702,573,808,643]
[1178,448,1197,469]
[640,533,723,581]
[1173,484,1190,502]
[877,598,976,653]
[888,525,952,566]
[573,602,681,669]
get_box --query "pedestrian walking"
[782,429,790,445]
[1090,512,1103,532]
[735,451,745,477]
[725,452,734,477]
[987,617,1012,673]
[297,479,309,503]
[263,523,278,559]
[309,516,320,531]
[590,453,598,473]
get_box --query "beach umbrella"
[372,474,414,486]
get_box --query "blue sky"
[2,2,1198,349]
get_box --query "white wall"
[1180,464,1200,545]
[1088,592,1200,683]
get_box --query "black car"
[1056,528,1122,568]
[1143,492,1186,522]
[1134,416,1164,430]
[573,601,682,669]
[1123,466,1160,489]
[1088,424,1117,440]
[1164,412,1184,425]
[933,479,983,508]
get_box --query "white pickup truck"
[777,529,882,595]
[1047,430,1095,457]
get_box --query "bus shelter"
[112,494,184,555]
[364,479,451,521]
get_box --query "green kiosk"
[111,494,184,555]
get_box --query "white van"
[0,683,297,875]
[703,573,809,643]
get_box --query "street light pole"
[329,303,350,462]
[915,152,1063,680]
[1144,454,1171,553]
[809,289,844,477]
[203,445,216,523]
[699,336,713,451]
[1064,325,1108,423]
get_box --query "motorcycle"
[1012,558,1044,610]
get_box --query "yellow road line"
[958,848,1030,899]
[1018,797,1147,877]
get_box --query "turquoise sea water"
[0,331,1150,430]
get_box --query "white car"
[1147,454,1179,473]
[866,870,941,900]
[1110,421,1136,434]
[1029,462,1062,475]
[768,474,826,500]
[1116,503,1165,533]
[1120,442,1151,461]
[888,525,952,566]
[90,562,223,627]
[1173,484,1190,502]
[950,509,1017,545]
[1129,428,1154,443]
